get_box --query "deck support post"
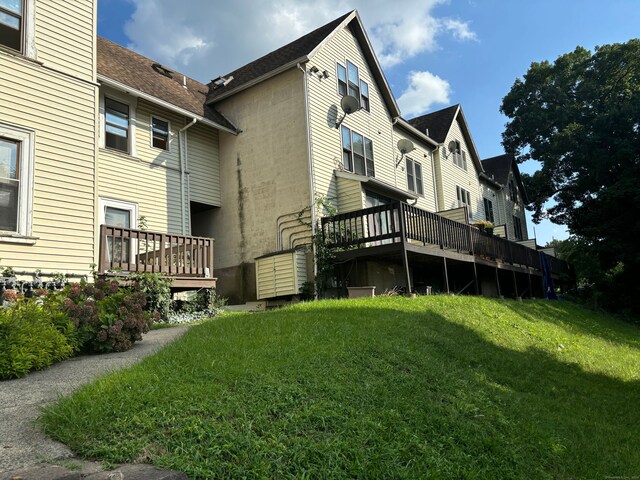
[472,261,479,295]
[512,270,519,299]
[495,267,501,297]
[527,271,533,298]
[443,257,450,294]
[398,203,412,294]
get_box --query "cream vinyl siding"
[307,26,396,207]
[438,119,484,222]
[391,127,437,212]
[503,171,529,240]
[481,182,503,225]
[34,0,95,82]
[187,122,221,206]
[0,53,97,274]
[336,175,364,213]
[256,250,307,299]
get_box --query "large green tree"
[501,39,640,311]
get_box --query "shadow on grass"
[41,301,640,479]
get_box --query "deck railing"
[99,225,214,277]
[321,202,569,275]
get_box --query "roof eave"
[206,57,309,104]
[454,107,484,173]
[98,75,239,135]
[479,172,503,189]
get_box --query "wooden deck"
[98,225,216,289]
[321,202,572,293]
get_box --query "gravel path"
[0,326,190,474]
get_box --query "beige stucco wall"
[213,68,311,300]
[0,0,97,276]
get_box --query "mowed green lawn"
[41,297,640,479]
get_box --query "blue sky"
[97,0,640,245]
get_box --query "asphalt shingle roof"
[206,11,353,101]
[406,105,459,144]
[481,154,512,185]
[97,37,236,131]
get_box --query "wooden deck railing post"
[397,202,412,294]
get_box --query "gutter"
[207,57,309,104]
[97,75,239,135]
[179,118,197,234]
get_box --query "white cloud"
[120,0,476,82]
[397,71,451,117]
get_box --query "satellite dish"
[397,139,415,155]
[341,95,360,114]
[448,141,457,153]
[335,95,361,128]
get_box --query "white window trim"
[149,114,171,152]
[456,185,472,214]
[23,0,36,58]
[406,157,424,196]
[0,123,35,241]
[99,90,137,156]
[99,197,139,229]
[336,56,370,115]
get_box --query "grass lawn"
[41,297,640,479]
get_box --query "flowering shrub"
[0,300,76,379]
[60,279,154,353]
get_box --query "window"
[105,97,130,153]
[513,216,523,240]
[456,186,471,211]
[337,60,370,111]
[483,198,494,223]
[337,64,347,96]
[151,116,169,150]
[341,126,374,177]
[406,158,424,195]
[360,80,370,111]
[100,198,138,265]
[347,61,359,99]
[0,125,33,238]
[509,179,518,203]
[449,140,467,170]
[0,0,22,52]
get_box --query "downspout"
[178,117,197,234]
[297,63,318,288]
[431,148,439,211]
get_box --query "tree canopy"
[501,39,640,299]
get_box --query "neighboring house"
[1,0,97,278]
[480,153,529,242]
[0,5,568,302]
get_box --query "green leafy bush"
[61,279,154,353]
[127,272,172,320]
[0,301,76,380]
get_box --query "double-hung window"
[341,126,374,177]
[105,97,130,153]
[513,216,523,240]
[406,158,424,195]
[151,116,169,150]
[509,179,518,203]
[483,198,494,223]
[0,124,33,237]
[336,60,370,111]
[450,140,467,170]
[456,186,471,211]
[0,0,23,52]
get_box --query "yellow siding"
[0,50,97,275]
[35,0,95,82]
[336,176,364,213]
[98,150,183,234]
[437,118,484,221]
[187,123,221,206]
[391,127,437,212]
[308,26,397,206]
[256,251,306,299]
